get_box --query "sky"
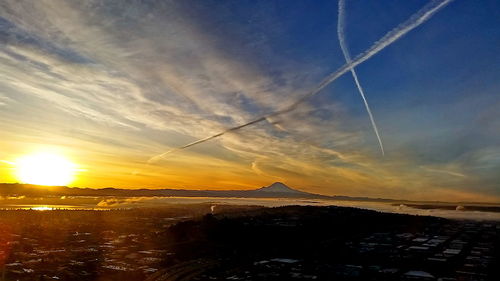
[0,0,499,202]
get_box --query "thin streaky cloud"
[421,166,466,178]
[148,116,268,163]
[337,0,385,156]
[149,0,454,162]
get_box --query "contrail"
[338,0,385,156]
[149,0,453,163]
[148,116,268,163]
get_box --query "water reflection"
[30,206,54,211]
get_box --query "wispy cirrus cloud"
[149,0,454,161]
[0,0,498,202]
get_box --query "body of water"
[0,196,499,221]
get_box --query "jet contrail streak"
[148,116,267,163]
[149,0,453,162]
[338,0,385,156]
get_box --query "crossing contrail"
[149,0,453,163]
[338,0,385,156]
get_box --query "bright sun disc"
[16,152,76,186]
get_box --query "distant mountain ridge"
[0,182,498,205]
[0,182,327,199]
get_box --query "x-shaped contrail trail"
[338,0,385,156]
[149,0,454,163]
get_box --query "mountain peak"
[257,182,303,194]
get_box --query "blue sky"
[0,0,499,202]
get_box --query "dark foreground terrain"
[0,205,498,281]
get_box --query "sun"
[16,152,76,186]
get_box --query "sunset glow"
[0,2,499,281]
[15,153,76,186]
[0,0,498,202]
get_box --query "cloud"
[0,95,14,106]
[421,166,466,178]
[149,0,454,161]
[1,0,498,202]
[96,197,155,207]
[337,0,384,155]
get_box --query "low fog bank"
[0,196,498,221]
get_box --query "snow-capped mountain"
[256,182,305,194]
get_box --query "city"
[0,205,498,280]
